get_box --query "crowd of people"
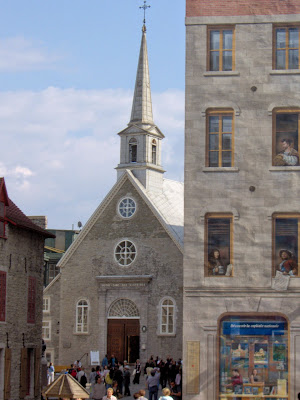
[54,354,182,400]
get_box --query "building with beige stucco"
[184,0,300,399]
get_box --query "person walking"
[48,362,55,385]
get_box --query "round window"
[118,198,136,218]
[115,240,137,266]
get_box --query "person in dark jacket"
[123,365,131,396]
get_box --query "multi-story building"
[0,177,54,400]
[184,1,300,399]
[43,23,183,366]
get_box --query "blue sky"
[0,1,185,229]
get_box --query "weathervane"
[139,0,150,27]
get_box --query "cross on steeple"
[139,0,150,26]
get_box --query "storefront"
[218,313,289,399]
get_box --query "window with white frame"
[159,297,176,335]
[43,297,50,313]
[76,300,89,333]
[115,240,137,266]
[118,198,136,219]
[42,321,51,340]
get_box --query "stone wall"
[0,224,45,400]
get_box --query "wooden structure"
[43,373,89,399]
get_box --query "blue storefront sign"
[223,321,285,336]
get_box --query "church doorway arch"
[107,299,140,363]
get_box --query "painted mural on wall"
[207,217,233,276]
[273,113,299,166]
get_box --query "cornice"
[184,287,300,297]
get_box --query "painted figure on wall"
[277,249,298,276]
[208,248,233,276]
[273,138,299,166]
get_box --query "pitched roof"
[0,177,54,238]
[129,173,184,247]
[43,373,90,399]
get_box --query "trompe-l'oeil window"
[208,27,235,72]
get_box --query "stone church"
[43,24,183,366]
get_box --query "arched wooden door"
[107,319,140,363]
[107,299,140,363]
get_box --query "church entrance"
[107,299,140,363]
[107,319,140,363]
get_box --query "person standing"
[123,365,131,396]
[92,376,106,400]
[48,362,55,385]
[147,370,159,400]
[102,354,109,369]
[133,359,141,384]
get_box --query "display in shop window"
[219,314,288,399]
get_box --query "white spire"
[130,25,154,125]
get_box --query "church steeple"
[116,23,165,193]
[129,25,153,125]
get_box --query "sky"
[0,1,185,230]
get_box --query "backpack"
[71,369,77,378]
[80,374,87,387]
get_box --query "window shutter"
[34,348,41,397]
[0,271,6,321]
[4,348,11,400]
[20,348,28,399]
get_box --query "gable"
[58,171,183,269]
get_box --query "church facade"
[184,0,300,399]
[43,25,183,366]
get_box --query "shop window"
[27,277,36,324]
[218,314,289,399]
[205,214,233,276]
[207,27,235,71]
[273,214,300,277]
[76,299,89,333]
[273,110,300,166]
[152,139,157,164]
[129,138,137,163]
[159,297,176,335]
[0,271,6,322]
[274,26,300,70]
[206,110,234,167]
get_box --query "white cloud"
[2,87,184,229]
[0,37,58,71]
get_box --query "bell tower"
[116,24,165,193]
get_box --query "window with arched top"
[76,299,89,333]
[152,139,157,164]
[159,297,176,335]
[129,138,137,163]
[108,299,140,319]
